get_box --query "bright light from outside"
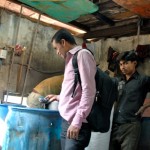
[4,95,27,106]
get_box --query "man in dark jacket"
[109,51,150,150]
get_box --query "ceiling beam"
[97,0,118,11]
[83,19,150,39]
[90,18,139,31]
[69,21,90,31]
[92,11,115,26]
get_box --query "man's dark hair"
[117,50,138,62]
[51,29,77,45]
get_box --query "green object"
[18,0,98,22]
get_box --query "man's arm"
[67,50,96,139]
[135,102,150,115]
[71,50,96,128]
[135,75,150,115]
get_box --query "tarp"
[18,0,98,22]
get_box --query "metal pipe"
[16,48,26,92]
[5,5,23,102]
[137,20,141,45]
[21,13,41,104]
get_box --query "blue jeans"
[61,119,91,150]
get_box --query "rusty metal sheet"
[113,0,150,18]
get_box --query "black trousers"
[109,121,141,150]
[61,119,91,150]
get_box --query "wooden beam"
[90,18,139,31]
[92,11,115,26]
[111,11,137,20]
[69,21,90,31]
[97,1,118,11]
[91,0,115,26]
[83,20,150,39]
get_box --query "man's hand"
[67,125,80,140]
[135,106,145,116]
[45,94,58,102]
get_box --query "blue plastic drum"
[0,104,25,120]
[2,107,62,150]
[0,104,26,147]
[0,104,8,121]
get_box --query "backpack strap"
[72,49,94,98]
[72,50,81,97]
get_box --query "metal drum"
[2,107,62,150]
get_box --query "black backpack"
[72,49,118,132]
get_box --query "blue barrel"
[0,104,25,120]
[2,107,62,150]
[0,104,8,147]
[138,117,150,150]
[0,104,9,121]
[0,104,26,148]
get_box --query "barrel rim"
[8,106,60,114]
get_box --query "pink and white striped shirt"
[58,46,96,129]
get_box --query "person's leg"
[109,124,121,150]
[120,122,141,150]
[61,119,91,150]
[27,92,44,108]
